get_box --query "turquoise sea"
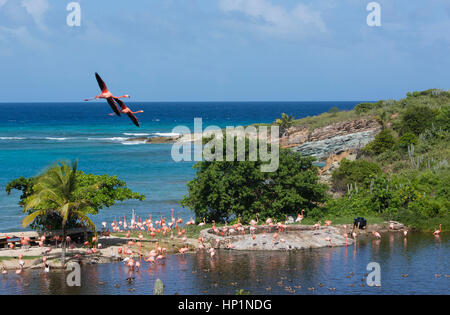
[0,101,360,232]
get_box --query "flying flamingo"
[111,98,143,127]
[433,224,441,236]
[84,72,130,116]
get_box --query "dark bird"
[84,72,130,116]
[113,98,144,127]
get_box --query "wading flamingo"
[343,225,348,246]
[433,224,441,236]
[372,231,381,239]
[112,98,143,127]
[84,72,130,116]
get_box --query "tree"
[180,138,328,223]
[6,161,145,265]
[274,113,295,136]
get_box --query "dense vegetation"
[181,137,327,223]
[183,89,449,231]
[323,89,450,231]
[6,161,145,231]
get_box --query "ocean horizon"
[0,101,363,232]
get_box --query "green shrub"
[397,132,418,150]
[435,106,450,131]
[332,159,382,191]
[354,102,377,114]
[181,138,328,223]
[398,105,437,135]
[328,107,340,115]
[363,129,396,155]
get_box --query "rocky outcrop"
[280,118,380,151]
[318,149,357,183]
[200,225,353,251]
[292,130,376,160]
[125,135,182,144]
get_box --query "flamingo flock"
[1,211,445,279]
[84,72,144,127]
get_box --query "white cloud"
[21,0,49,30]
[0,25,48,51]
[218,0,327,38]
[0,0,8,8]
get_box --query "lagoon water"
[0,105,448,295]
[0,101,359,232]
[1,232,448,295]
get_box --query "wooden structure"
[0,228,94,249]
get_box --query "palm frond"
[22,209,46,227]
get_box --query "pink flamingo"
[295,210,304,224]
[343,224,348,246]
[433,224,441,236]
[113,98,143,127]
[372,231,381,239]
[84,72,130,116]
[198,218,206,227]
[249,213,259,226]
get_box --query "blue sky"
[0,0,449,102]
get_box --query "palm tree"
[275,113,295,136]
[22,161,97,266]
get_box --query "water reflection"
[1,232,448,295]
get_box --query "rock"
[292,130,377,160]
[200,225,354,251]
[124,136,181,144]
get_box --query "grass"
[292,110,375,131]
[300,215,386,226]
[0,255,42,261]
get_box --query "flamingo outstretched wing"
[95,72,108,93]
[106,97,121,116]
[114,97,127,111]
[126,112,140,127]
[114,98,140,127]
